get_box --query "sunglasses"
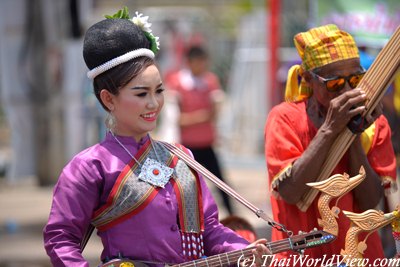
[310,70,366,92]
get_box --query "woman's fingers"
[246,239,272,267]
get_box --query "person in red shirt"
[264,24,398,266]
[165,45,234,215]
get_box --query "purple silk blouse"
[43,132,248,266]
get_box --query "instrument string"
[364,29,400,106]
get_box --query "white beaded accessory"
[87,48,155,79]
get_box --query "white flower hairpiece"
[104,7,160,54]
[131,12,152,33]
[131,12,160,54]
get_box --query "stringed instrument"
[297,26,400,212]
[101,230,335,267]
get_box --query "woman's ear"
[100,89,115,111]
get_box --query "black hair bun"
[83,18,150,70]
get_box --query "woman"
[43,8,269,267]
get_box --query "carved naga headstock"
[307,166,366,236]
[341,208,400,260]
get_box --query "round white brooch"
[138,158,174,188]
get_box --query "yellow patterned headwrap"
[285,24,359,102]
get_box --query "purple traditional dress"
[43,132,248,267]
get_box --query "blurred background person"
[165,44,234,215]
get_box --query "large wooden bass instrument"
[297,26,400,212]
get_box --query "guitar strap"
[159,141,292,235]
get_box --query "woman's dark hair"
[83,18,155,110]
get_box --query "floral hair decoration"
[105,7,160,54]
[86,7,160,80]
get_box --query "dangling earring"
[105,112,116,132]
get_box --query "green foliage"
[143,32,159,54]
[104,6,130,19]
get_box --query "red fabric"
[264,101,397,266]
[166,70,221,148]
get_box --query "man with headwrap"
[264,24,397,264]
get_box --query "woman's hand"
[241,238,272,267]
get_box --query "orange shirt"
[264,101,397,266]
